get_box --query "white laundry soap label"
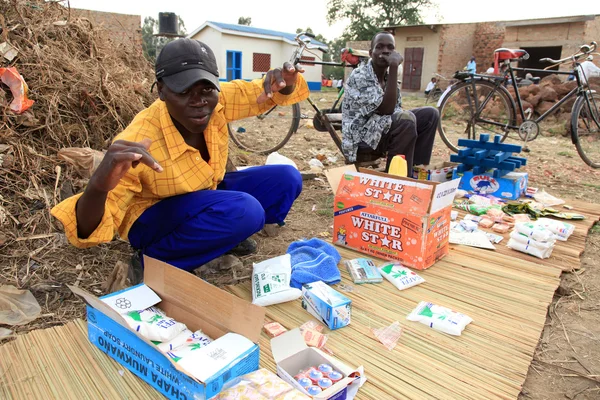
[125,306,186,342]
[252,254,301,307]
[407,301,472,336]
[166,330,214,362]
[379,263,425,291]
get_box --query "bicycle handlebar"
[540,41,597,64]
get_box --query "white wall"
[191,26,323,89]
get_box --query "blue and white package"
[345,258,383,283]
[302,281,351,330]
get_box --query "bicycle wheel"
[228,103,300,154]
[571,92,600,168]
[438,80,516,152]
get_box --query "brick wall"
[472,22,506,73]
[437,23,478,84]
[504,21,588,72]
[71,8,141,49]
[584,17,600,68]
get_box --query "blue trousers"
[128,165,302,271]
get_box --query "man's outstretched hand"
[88,138,163,194]
[258,62,305,104]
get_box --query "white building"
[187,21,326,91]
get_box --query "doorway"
[518,46,562,78]
[402,47,424,91]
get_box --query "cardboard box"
[301,281,351,330]
[271,329,365,399]
[453,170,528,200]
[69,256,265,400]
[412,162,458,182]
[325,166,460,270]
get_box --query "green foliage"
[142,16,187,61]
[327,0,432,40]
[238,17,251,26]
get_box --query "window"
[226,50,242,81]
[300,56,315,66]
[253,53,271,72]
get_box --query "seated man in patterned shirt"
[51,39,309,281]
[342,31,439,177]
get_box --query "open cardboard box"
[70,256,265,400]
[272,329,365,399]
[325,165,460,270]
[412,161,458,182]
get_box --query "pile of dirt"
[507,74,600,124]
[0,0,155,330]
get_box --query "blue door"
[226,51,242,81]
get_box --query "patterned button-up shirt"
[342,60,401,162]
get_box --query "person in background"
[424,77,437,95]
[467,56,476,74]
[486,62,495,74]
[337,78,343,92]
[342,31,438,177]
[51,39,309,282]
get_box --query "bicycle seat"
[341,48,370,67]
[494,48,529,61]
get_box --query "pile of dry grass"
[0,0,155,332]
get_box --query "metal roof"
[188,21,328,47]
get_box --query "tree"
[327,0,432,40]
[142,16,187,61]
[238,17,251,26]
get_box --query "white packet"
[166,330,214,362]
[157,328,196,353]
[379,263,425,291]
[532,190,564,207]
[507,238,554,259]
[252,254,302,307]
[509,231,555,250]
[536,218,575,241]
[406,301,472,336]
[124,306,187,342]
[515,222,556,242]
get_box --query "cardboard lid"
[429,178,461,213]
[271,328,308,364]
[143,256,265,343]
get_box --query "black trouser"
[377,107,439,176]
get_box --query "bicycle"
[437,42,600,168]
[228,32,369,161]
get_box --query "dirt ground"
[1,90,599,399]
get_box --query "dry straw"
[0,0,155,332]
[0,200,598,398]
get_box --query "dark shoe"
[128,250,144,285]
[227,238,257,257]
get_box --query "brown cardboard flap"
[143,256,265,343]
[325,165,357,193]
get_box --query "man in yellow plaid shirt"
[51,39,309,281]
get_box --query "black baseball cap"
[155,38,220,93]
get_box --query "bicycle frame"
[463,64,587,132]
